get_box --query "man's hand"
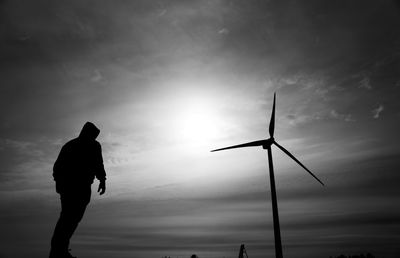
[97,180,106,195]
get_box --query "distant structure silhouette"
[49,122,107,258]
[238,244,249,258]
[211,93,324,258]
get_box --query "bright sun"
[172,99,223,146]
[180,109,218,141]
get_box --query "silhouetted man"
[50,122,106,258]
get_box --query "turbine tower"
[211,93,324,258]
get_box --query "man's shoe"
[49,249,63,258]
[49,249,76,258]
[65,249,77,258]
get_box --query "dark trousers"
[50,186,91,254]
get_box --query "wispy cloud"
[0,138,34,153]
[90,69,103,83]
[218,28,229,35]
[358,74,372,90]
[372,104,384,119]
[330,110,355,122]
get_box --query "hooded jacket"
[53,122,106,186]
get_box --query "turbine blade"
[273,141,324,186]
[269,93,276,138]
[211,139,270,152]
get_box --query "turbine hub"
[262,138,274,149]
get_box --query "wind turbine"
[211,93,324,258]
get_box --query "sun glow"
[179,107,219,142]
[170,97,226,147]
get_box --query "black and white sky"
[1,1,400,258]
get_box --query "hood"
[79,122,100,140]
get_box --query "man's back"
[53,137,105,186]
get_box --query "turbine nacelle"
[263,138,274,149]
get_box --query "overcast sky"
[1,1,400,258]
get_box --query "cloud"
[372,104,384,119]
[218,28,230,35]
[358,74,372,90]
[330,110,355,122]
[90,69,103,83]
[0,138,33,153]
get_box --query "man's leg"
[50,188,91,257]
[64,192,90,248]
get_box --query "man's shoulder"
[59,138,80,151]
[64,138,79,146]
